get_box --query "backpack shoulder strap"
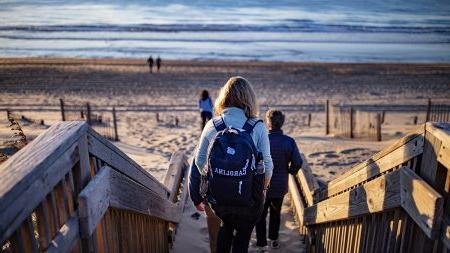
[243,118,263,133]
[212,116,226,131]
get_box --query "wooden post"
[376,113,382,142]
[6,109,10,120]
[175,117,179,127]
[308,113,311,127]
[426,98,431,122]
[112,107,119,141]
[325,100,329,135]
[86,103,91,125]
[59,98,66,121]
[413,116,418,125]
[349,107,354,139]
[156,112,161,123]
[381,110,386,124]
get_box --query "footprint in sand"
[339,148,368,154]
[308,151,336,158]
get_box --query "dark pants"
[213,204,260,253]
[216,212,255,253]
[201,111,213,129]
[255,196,284,247]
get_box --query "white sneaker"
[269,240,280,249]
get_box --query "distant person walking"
[199,90,214,130]
[147,56,154,73]
[255,109,303,251]
[156,56,162,72]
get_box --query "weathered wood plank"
[420,129,443,186]
[109,168,181,223]
[0,141,80,244]
[297,152,320,206]
[318,133,424,201]
[400,167,443,239]
[426,122,450,148]
[163,151,188,202]
[304,170,401,225]
[87,129,170,198]
[288,175,305,225]
[0,121,87,211]
[75,133,91,194]
[78,166,111,238]
[297,169,316,207]
[300,153,320,191]
[46,215,80,253]
[438,144,450,170]
[175,160,190,215]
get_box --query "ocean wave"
[1,34,449,44]
[1,23,449,34]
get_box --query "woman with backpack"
[194,76,273,253]
[199,90,214,130]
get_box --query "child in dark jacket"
[255,109,303,250]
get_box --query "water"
[1,0,450,62]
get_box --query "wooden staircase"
[288,122,450,252]
[0,121,189,252]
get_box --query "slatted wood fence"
[0,121,189,252]
[60,99,118,141]
[427,100,450,122]
[328,103,382,141]
[289,122,450,252]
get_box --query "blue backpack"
[206,116,263,207]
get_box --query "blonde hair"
[214,76,259,118]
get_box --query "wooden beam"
[304,170,401,225]
[317,133,424,201]
[78,167,111,238]
[46,215,80,253]
[288,175,305,225]
[109,168,181,223]
[296,153,319,206]
[438,144,450,170]
[400,168,443,239]
[176,156,191,209]
[87,129,170,198]
[297,170,316,207]
[0,141,80,244]
[426,122,450,147]
[164,151,188,202]
[76,133,91,194]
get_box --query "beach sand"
[0,58,449,251]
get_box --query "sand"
[0,58,449,252]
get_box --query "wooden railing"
[289,122,450,252]
[0,121,189,252]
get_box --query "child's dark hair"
[266,109,285,130]
[201,90,209,100]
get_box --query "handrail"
[0,121,87,244]
[0,121,189,252]
[289,122,450,252]
[316,125,425,201]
